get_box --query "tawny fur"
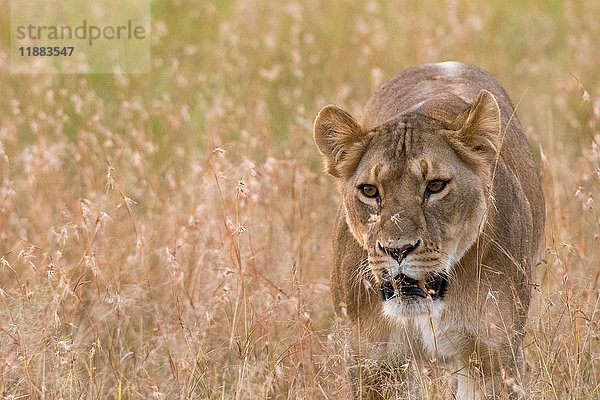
[313,62,545,399]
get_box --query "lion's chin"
[379,272,449,317]
[381,296,446,318]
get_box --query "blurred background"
[0,0,599,398]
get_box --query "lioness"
[313,62,544,399]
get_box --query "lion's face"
[342,120,489,316]
[314,91,501,317]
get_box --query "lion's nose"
[378,240,420,263]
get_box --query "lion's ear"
[313,105,365,178]
[448,90,501,171]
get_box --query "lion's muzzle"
[380,272,448,301]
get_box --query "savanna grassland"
[1,0,600,398]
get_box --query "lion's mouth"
[380,273,448,301]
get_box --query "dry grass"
[0,0,600,398]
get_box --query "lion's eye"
[360,184,379,198]
[425,180,447,194]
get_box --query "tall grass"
[0,0,599,398]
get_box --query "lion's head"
[314,90,501,316]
